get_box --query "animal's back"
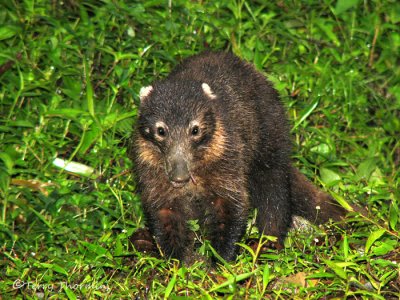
[168,51,292,165]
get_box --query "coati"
[131,51,347,263]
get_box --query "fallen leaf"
[11,179,57,196]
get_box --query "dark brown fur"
[131,51,347,263]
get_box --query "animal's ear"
[201,83,217,99]
[139,86,154,102]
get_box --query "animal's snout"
[166,155,190,188]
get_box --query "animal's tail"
[290,167,352,224]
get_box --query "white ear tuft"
[201,83,217,99]
[139,86,154,102]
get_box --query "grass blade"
[365,229,386,254]
[210,271,255,292]
[84,58,94,117]
[292,100,319,131]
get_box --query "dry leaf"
[11,179,57,196]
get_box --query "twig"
[369,26,379,68]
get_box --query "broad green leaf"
[80,241,112,259]
[208,243,233,272]
[262,263,270,294]
[355,158,377,181]
[0,168,11,192]
[237,242,255,258]
[310,143,331,156]
[372,239,396,256]
[316,20,340,46]
[334,0,360,15]
[0,152,14,171]
[46,109,89,119]
[0,126,13,132]
[210,271,255,292]
[368,168,385,186]
[365,229,386,254]
[323,259,347,279]
[114,236,123,257]
[342,234,349,259]
[6,120,35,128]
[331,191,354,212]
[64,287,77,300]
[178,267,187,278]
[48,264,68,276]
[78,127,101,154]
[116,111,137,122]
[380,270,399,291]
[306,272,336,279]
[389,199,399,231]
[370,259,397,267]
[164,273,177,299]
[62,77,82,100]
[187,219,200,232]
[0,25,21,40]
[333,262,358,268]
[37,263,68,276]
[320,167,341,185]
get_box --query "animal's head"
[136,81,225,188]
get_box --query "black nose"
[166,158,190,188]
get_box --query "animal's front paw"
[130,227,158,255]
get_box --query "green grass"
[1,0,399,298]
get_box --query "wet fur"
[131,51,347,263]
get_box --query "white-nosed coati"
[131,51,347,264]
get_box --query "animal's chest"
[174,188,218,224]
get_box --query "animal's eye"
[191,125,200,136]
[154,122,168,140]
[157,126,166,137]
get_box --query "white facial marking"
[189,120,200,127]
[155,121,167,128]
